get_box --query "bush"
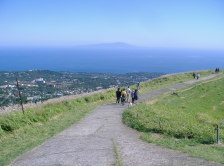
[1,124,13,132]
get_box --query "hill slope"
[0,69,220,165]
[123,72,224,163]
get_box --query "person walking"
[116,88,121,104]
[192,73,196,79]
[134,89,138,102]
[196,73,200,80]
[131,90,135,104]
[121,89,127,105]
[137,82,140,89]
[126,86,131,102]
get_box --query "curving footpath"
[10,74,223,166]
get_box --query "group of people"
[192,73,200,80]
[215,68,220,73]
[116,86,139,105]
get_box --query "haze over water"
[0,46,223,73]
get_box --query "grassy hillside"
[123,72,224,163]
[0,70,217,165]
[139,70,215,94]
[0,91,115,166]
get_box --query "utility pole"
[16,78,24,114]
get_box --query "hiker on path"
[137,82,140,89]
[196,73,200,80]
[215,68,220,73]
[126,86,131,102]
[116,88,121,103]
[131,90,135,104]
[131,89,138,104]
[121,89,127,105]
[192,73,196,79]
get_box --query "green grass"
[0,69,219,165]
[138,70,215,94]
[113,139,124,166]
[123,73,224,164]
[0,90,115,166]
[141,133,224,164]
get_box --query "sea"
[0,47,223,74]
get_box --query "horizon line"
[0,43,224,51]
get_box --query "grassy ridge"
[0,91,114,166]
[123,73,224,163]
[0,70,216,165]
[0,93,112,134]
[139,70,215,94]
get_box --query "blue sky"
[0,0,224,49]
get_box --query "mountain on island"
[77,42,138,49]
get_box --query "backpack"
[131,91,135,98]
[126,88,131,94]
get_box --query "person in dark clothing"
[131,90,135,103]
[134,89,138,101]
[137,82,140,89]
[116,88,121,103]
[215,68,220,73]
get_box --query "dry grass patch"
[200,94,207,98]
[151,133,164,139]
[212,106,217,110]
[146,99,159,105]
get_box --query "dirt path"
[10,74,222,166]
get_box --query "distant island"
[76,42,138,49]
[0,70,164,107]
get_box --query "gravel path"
[10,74,223,166]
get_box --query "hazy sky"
[0,0,224,49]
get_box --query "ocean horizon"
[0,47,223,74]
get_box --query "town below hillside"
[0,70,164,107]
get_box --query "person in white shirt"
[126,86,131,102]
[196,73,200,80]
